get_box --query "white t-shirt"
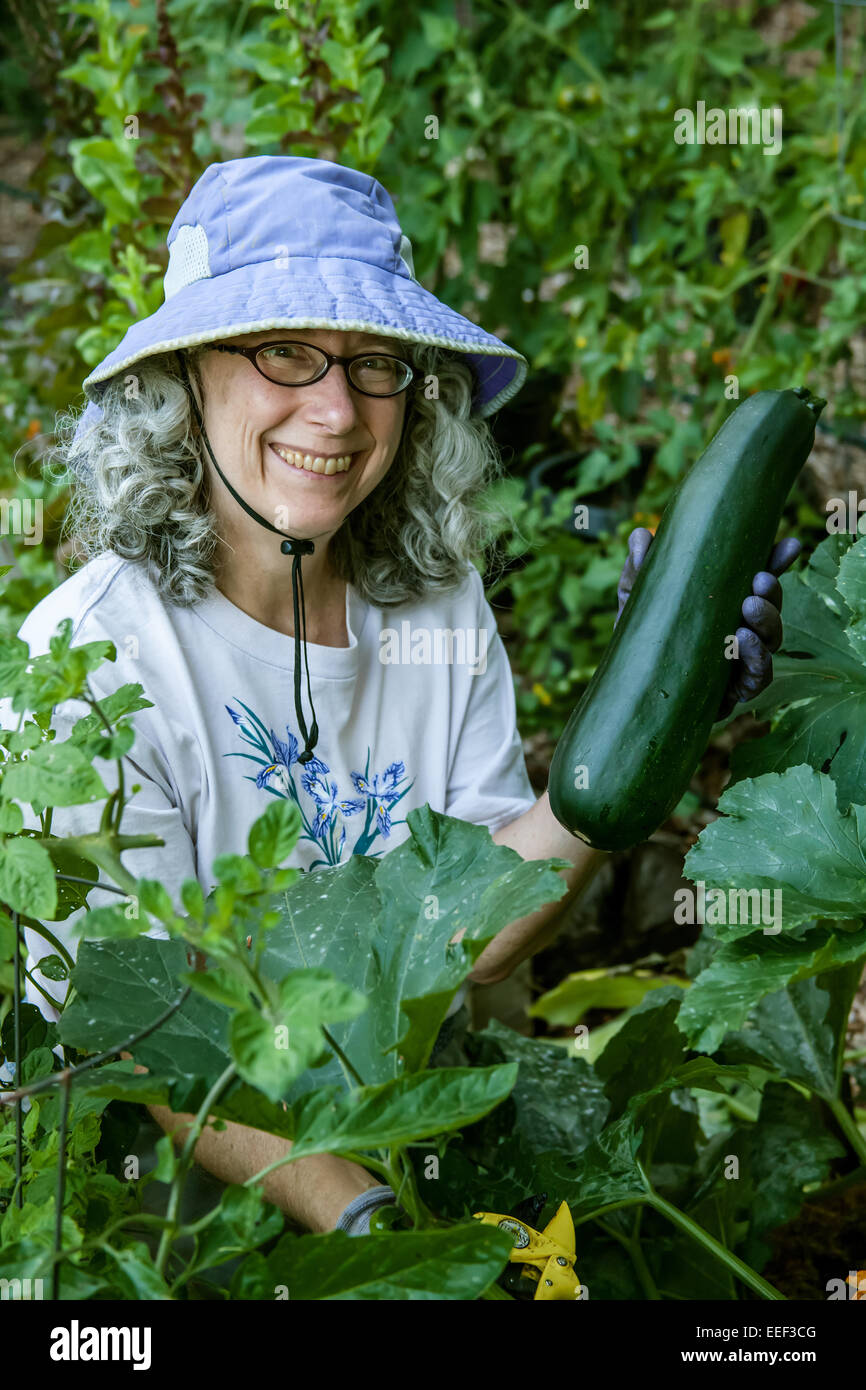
[4,551,537,1024]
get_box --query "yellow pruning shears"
[472,1200,581,1300]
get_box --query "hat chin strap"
[175,351,319,765]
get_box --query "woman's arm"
[469,790,607,986]
[146,1097,385,1232]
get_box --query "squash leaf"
[730,535,866,809]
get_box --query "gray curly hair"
[54,343,510,608]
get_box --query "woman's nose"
[294,361,361,431]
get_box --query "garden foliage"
[2,0,866,1299]
[0,537,864,1299]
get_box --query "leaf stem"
[827,1096,866,1170]
[644,1188,784,1300]
[594,1213,660,1300]
[154,1061,237,1281]
[242,1146,392,1193]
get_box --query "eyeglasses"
[209,339,417,398]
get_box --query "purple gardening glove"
[615,527,802,721]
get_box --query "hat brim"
[82,255,528,418]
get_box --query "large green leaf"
[730,535,866,808]
[285,1065,517,1159]
[427,1021,611,1220]
[529,1059,769,1226]
[532,1114,650,1222]
[466,1019,609,1157]
[242,1224,514,1300]
[719,964,865,1100]
[258,806,568,1088]
[677,924,866,1052]
[594,986,688,1118]
[684,766,866,935]
[58,937,233,1079]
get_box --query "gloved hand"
[334,1184,399,1236]
[616,527,802,721]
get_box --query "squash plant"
[0,536,864,1300]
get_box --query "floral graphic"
[224,699,414,868]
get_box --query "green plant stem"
[22,962,62,1009]
[827,1096,866,1170]
[321,1025,366,1088]
[154,1061,237,1281]
[243,1146,392,1192]
[386,1143,431,1228]
[17,917,75,970]
[594,1214,660,1300]
[85,688,125,832]
[627,1234,661,1301]
[713,1092,760,1123]
[576,1178,784,1301]
[76,1211,176,1257]
[645,1190,784,1300]
[572,1196,646,1229]
[59,833,164,898]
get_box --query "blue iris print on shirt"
[224,699,414,868]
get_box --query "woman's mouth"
[269,444,358,476]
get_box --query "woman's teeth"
[271,446,354,474]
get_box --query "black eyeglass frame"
[208,339,419,398]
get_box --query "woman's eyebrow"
[347,340,406,353]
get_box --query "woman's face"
[193,327,409,544]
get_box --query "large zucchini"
[548,387,825,851]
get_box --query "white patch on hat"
[398,234,417,281]
[164,223,212,300]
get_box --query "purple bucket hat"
[80,155,528,420]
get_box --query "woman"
[12,155,795,1239]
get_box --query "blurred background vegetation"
[1,0,864,747]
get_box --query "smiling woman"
[7,154,614,1243]
[6,153,795,1248]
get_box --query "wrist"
[334,1184,398,1235]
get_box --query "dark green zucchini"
[547,387,825,851]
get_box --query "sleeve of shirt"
[1,617,198,1025]
[443,566,538,833]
